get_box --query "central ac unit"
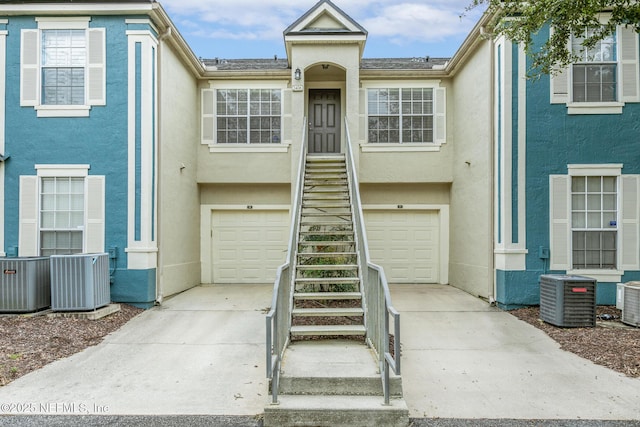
[0,257,50,313]
[622,282,640,327]
[539,274,596,327]
[50,253,110,311]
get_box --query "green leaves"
[468,0,640,77]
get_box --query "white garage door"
[365,210,440,283]
[211,210,289,284]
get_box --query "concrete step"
[296,277,360,285]
[305,170,346,175]
[264,395,409,427]
[303,196,350,202]
[302,201,351,208]
[303,186,348,192]
[298,240,355,247]
[300,211,352,217]
[306,155,345,161]
[299,230,353,237]
[304,180,348,185]
[297,252,356,259]
[292,307,364,317]
[294,292,362,301]
[290,324,366,336]
[296,264,358,271]
[276,341,402,397]
[305,167,346,173]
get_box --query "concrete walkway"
[0,283,639,421]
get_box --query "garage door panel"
[212,210,289,284]
[266,230,284,241]
[365,210,440,283]
[218,230,238,241]
[390,248,409,259]
[414,230,432,241]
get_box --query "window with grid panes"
[571,176,617,269]
[216,89,282,143]
[572,29,617,103]
[41,29,86,105]
[367,88,434,143]
[40,177,84,256]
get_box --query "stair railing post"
[266,117,308,404]
[344,116,402,404]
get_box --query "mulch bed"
[509,306,640,378]
[0,305,143,386]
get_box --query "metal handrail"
[344,117,401,405]
[266,117,308,404]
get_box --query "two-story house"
[0,0,202,307]
[493,18,640,308]
[1,0,637,309]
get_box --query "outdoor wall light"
[294,67,301,80]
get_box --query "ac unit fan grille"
[539,275,596,328]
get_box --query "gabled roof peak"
[284,0,367,36]
[283,0,368,61]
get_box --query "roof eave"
[359,69,449,80]
[445,11,494,76]
[201,70,291,80]
[0,2,155,15]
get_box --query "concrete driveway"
[0,283,639,422]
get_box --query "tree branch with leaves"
[467,0,640,77]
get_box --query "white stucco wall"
[449,40,494,299]
[289,44,362,174]
[158,41,201,298]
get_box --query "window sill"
[360,143,442,153]
[566,103,624,115]
[567,269,623,283]
[209,143,290,153]
[35,105,91,118]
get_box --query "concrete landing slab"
[282,340,378,378]
[264,395,409,427]
[278,340,403,397]
[47,304,121,320]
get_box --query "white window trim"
[37,18,90,117]
[208,143,290,153]
[36,164,90,177]
[205,82,288,147]
[361,80,446,150]
[567,164,624,281]
[567,103,624,115]
[568,164,622,177]
[360,143,441,152]
[19,165,105,256]
[552,15,639,114]
[22,17,106,117]
[36,16,90,28]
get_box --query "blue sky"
[159,0,486,60]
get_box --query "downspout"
[155,26,172,305]
[488,28,497,304]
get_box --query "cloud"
[160,0,482,43]
[358,3,478,45]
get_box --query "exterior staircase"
[291,155,366,339]
[264,155,409,427]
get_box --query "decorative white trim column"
[126,30,158,269]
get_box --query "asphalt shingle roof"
[203,57,450,72]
